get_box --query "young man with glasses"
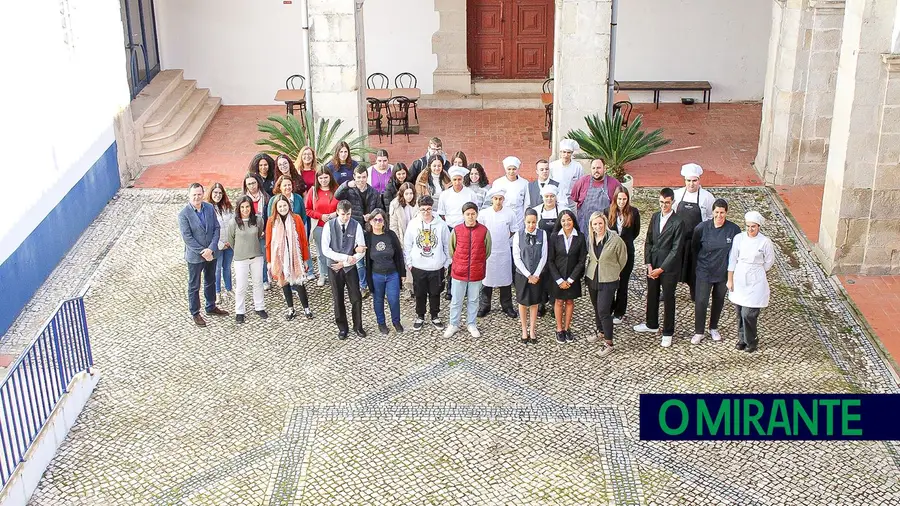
[403,195,451,331]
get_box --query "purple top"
[370,168,392,193]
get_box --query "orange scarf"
[270,214,305,284]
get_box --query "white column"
[432,0,472,94]
[551,0,612,151]
[308,0,366,137]
[818,0,900,275]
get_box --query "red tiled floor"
[839,275,900,368]
[775,184,824,243]
[134,103,763,189]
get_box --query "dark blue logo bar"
[639,394,900,440]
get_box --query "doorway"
[120,0,161,99]
[467,0,554,79]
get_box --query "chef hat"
[449,166,468,178]
[486,187,506,199]
[744,211,765,226]
[559,139,578,152]
[681,163,703,178]
[540,184,559,197]
[503,156,521,169]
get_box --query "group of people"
[179,137,776,355]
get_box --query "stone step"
[143,80,197,136]
[418,92,544,110]
[140,97,221,166]
[130,69,184,126]
[472,78,546,95]
[141,88,210,151]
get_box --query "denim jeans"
[312,225,328,277]
[371,271,401,325]
[216,248,234,292]
[188,260,217,315]
[258,237,269,283]
[357,259,368,290]
[450,279,483,327]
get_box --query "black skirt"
[514,272,544,306]
[550,277,583,300]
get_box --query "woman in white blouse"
[727,211,775,353]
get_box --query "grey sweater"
[226,219,263,261]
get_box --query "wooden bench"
[616,81,712,109]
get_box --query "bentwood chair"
[395,72,419,120]
[367,97,385,141]
[284,74,307,116]
[385,96,412,144]
[366,73,390,89]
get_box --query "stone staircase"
[419,79,545,109]
[130,69,221,166]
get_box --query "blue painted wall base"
[0,142,120,338]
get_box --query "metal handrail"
[0,297,93,487]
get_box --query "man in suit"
[178,183,229,327]
[527,159,559,209]
[321,200,367,340]
[408,137,451,183]
[634,188,684,347]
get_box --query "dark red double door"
[467,0,555,79]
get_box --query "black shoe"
[303,307,314,319]
[394,322,405,333]
[355,328,368,338]
[565,330,575,343]
[538,305,546,317]
[285,308,296,321]
[745,346,758,353]
[431,318,445,330]
[735,342,747,351]
[503,308,518,318]
[338,329,348,340]
[520,332,529,343]
[477,309,489,318]
[556,331,567,344]
[235,314,245,324]
[361,288,370,299]
[413,318,425,331]
[255,310,269,319]
[378,324,390,335]
[444,291,453,301]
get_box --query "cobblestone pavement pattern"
[23,188,900,505]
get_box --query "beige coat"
[389,198,419,245]
[584,229,628,283]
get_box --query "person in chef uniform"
[490,156,531,233]
[673,163,716,301]
[477,187,518,319]
[531,184,567,317]
[438,165,478,300]
[727,211,775,353]
[549,139,584,209]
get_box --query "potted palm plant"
[256,110,374,167]
[566,111,670,193]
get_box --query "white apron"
[728,233,775,308]
[478,207,515,287]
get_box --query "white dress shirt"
[512,230,548,278]
[321,219,365,265]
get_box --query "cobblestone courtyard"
[19,188,900,505]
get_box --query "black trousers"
[589,281,618,342]
[479,285,514,312]
[281,284,310,309]
[646,273,678,336]
[412,267,443,319]
[694,279,727,334]
[612,249,634,318]
[736,305,762,349]
[330,267,363,332]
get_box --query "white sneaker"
[633,323,658,333]
[263,282,271,290]
[612,317,623,325]
[467,324,481,338]
[691,333,704,345]
[587,333,600,343]
[661,335,673,347]
[710,329,722,341]
[443,325,459,338]
[317,276,326,287]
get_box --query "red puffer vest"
[451,223,489,282]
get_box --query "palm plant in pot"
[256,110,374,167]
[566,111,671,192]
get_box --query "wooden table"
[274,89,306,115]
[365,89,391,101]
[392,88,421,100]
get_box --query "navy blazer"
[178,202,221,264]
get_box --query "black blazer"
[604,206,641,252]
[547,231,587,282]
[644,211,685,274]
[364,230,406,288]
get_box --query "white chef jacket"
[437,186,477,228]
[490,175,530,232]
[477,206,516,287]
[549,159,584,209]
[727,232,775,308]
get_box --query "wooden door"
[468,0,554,79]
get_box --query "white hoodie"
[404,213,451,271]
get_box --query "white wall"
[0,0,130,265]
[615,0,771,102]
[363,0,439,94]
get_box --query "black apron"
[537,205,559,235]
[677,192,703,285]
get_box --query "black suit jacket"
[604,206,641,252]
[547,232,587,282]
[644,211,684,274]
